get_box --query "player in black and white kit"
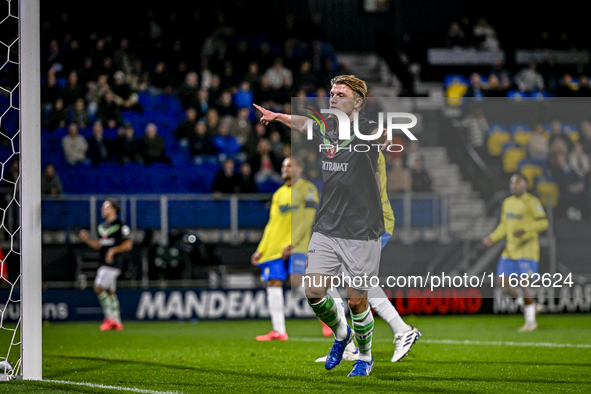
[79,198,132,331]
[253,75,389,377]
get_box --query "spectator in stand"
[113,38,132,75]
[150,61,175,93]
[548,120,573,152]
[528,124,550,161]
[243,122,267,159]
[212,158,241,194]
[41,70,59,113]
[304,150,322,180]
[556,74,579,97]
[43,98,68,131]
[238,162,257,193]
[215,90,236,117]
[189,120,216,156]
[139,123,170,165]
[294,60,316,93]
[70,98,89,129]
[112,71,141,113]
[387,157,412,193]
[484,74,508,97]
[194,89,210,119]
[97,90,122,128]
[411,158,432,193]
[579,121,591,154]
[86,74,110,117]
[251,138,282,184]
[578,76,591,97]
[205,108,220,137]
[514,62,545,93]
[113,124,141,164]
[231,107,253,146]
[212,123,241,157]
[473,18,498,50]
[41,163,63,195]
[208,74,222,104]
[465,73,486,98]
[264,58,293,90]
[61,70,85,108]
[446,22,467,48]
[243,62,262,91]
[234,82,254,110]
[269,130,285,159]
[79,57,99,87]
[569,143,590,179]
[62,123,89,165]
[553,153,585,219]
[177,71,200,109]
[461,107,488,157]
[87,121,112,166]
[174,107,198,146]
[405,141,423,171]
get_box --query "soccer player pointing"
[79,198,132,331]
[255,75,389,376]
[483,174,549,332]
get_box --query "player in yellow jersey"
[483,173,549,332]
[251,156,318,341]
[317,151,421,362]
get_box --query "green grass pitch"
[2,314,590,393]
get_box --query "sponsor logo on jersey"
[506,213,523,220]
[322,161,349,172]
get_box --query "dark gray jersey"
[311,116,385,240]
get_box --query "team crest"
[327,144,337,158]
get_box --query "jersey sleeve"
[121,224,131,240]
[523,196,549,239]
[361,118,380,136]
[256,194,276,256]
[489,200,507,243]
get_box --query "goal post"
[19,0,42,381]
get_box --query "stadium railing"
[39,192,450,245]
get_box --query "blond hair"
[330,75,367,98]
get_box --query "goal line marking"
[42,379,182,394]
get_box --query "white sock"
[524,303,536,324]
[369,295,411,334]
[110,294,121,324]
[267,287,286,334]
[327,288,348,328]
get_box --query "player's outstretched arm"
[253,103,308,133]
[79,229,101,250]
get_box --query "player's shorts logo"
[327,144,337,158]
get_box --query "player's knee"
[267,279,283,287]
[305,286,325,303]
[348,297,368,313]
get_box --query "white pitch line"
[43,380,183,394]
[290,337,591,349]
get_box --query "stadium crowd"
[36,10,352,193]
